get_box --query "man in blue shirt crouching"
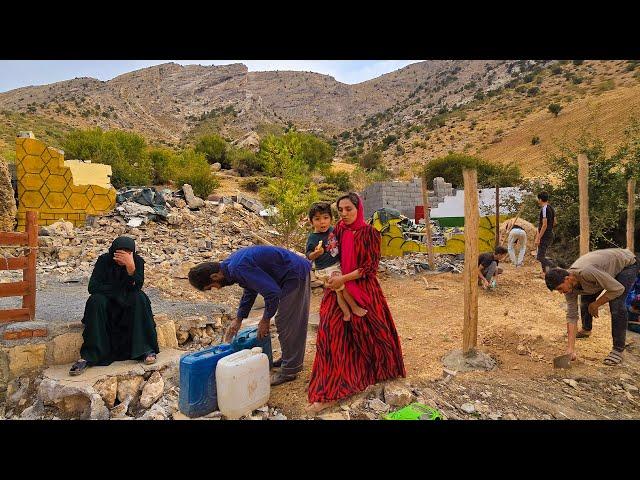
[189,246,312,386]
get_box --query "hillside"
[351,60,640,177]
[1,60,639,179]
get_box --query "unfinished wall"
[15,136,116,230]
[0,156,17,232]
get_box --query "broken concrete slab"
[42,348,184,387]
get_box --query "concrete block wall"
[15,136,117,230]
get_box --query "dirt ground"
[263,255,640,419]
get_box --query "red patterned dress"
[308,223,406,403]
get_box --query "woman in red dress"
[307,192,406,413]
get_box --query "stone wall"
[15,135,116,230]
[0,156,16,231]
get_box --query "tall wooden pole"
[420,176,435,270]
[495,185,500,247]
[462,169,479,356]
[578,154,590,256]
[628,178,636,253]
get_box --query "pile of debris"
[379,253,465,276]
[0,185,282,298]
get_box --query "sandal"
[603,350,623,366]
[576,329,592,339]
[144,352,157,365]
[69,359,89,376]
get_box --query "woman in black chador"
[69,236,159,376]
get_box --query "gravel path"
[0,279,225,324]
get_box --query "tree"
[548,103,563,117]
[194,134,228,167]
[258,134,318,248]
[422,153,522,189]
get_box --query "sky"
[0,60,421,93]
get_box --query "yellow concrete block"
[46,174,67,193]
[16,164,25,180]
[16,212,26,219]
[40,166,50,181]
[70,184,89,194]
[40,148,52,164]
[21,190,45,209]
[44,192,67,209]
[68,193,90,210]
[67,213,79,220]
[21,173,44,190]
[22,154,44,174]
[64,160,113,190]
[40,213,54,220]
[22,138,46,157]
[46,159,67,176]
[15,140,26,161]
[91,194,113,211]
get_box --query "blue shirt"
[220,246,311,320]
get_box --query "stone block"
[6,344,46,378]
[48,332,83,365]
[155,320,178,350]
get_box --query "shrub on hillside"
[324,171,353,192]
[548,103,563,117]
[422,153,522,189]
[63,128,152,187]
[148,148,176,184]
[531,136,541,145]
[527,86,540,96]
[359,150,382,170]
[171,149,219,198]
[229,147,264,176]
[195,134,229,167]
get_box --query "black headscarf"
[88,236,145,305]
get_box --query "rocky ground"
[1,187,639,420]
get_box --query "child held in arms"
[306,202,367,321]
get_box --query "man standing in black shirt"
[535,191,557,273]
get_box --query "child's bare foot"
[305,401,337,415]
[352,306,368,318]
[343,313,351,322]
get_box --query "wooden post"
[495,185,500,247]
[22,211,37,320]
[578,154,590,256]
[628,178,636,253]
[462,169,479,356]
[420,176,435,270]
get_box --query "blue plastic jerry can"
[178,343,235,418]
[231,325,273,368]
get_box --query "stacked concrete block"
[361,178,424,219]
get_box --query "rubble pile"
[0,186,282,297]
[379,253,464,276]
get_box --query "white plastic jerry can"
[215,346,270,420]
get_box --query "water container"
[231,325,273,368]
[216,347,270,419]
[178,343,234,418]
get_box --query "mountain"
[1,59,638,178]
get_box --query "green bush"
[382,134,398,148]
[324,171,353,192]
[572,60,584,66]
[148,148,176,184]
[527,86,540,96]
[195,134,229,167]
[62,128,152,187]
[359,150,382,170]
[548,103,563,117]
[422,153,522,189]
[171,149,219,198]
[531,136,541,145]
[229,147,264,177]
[551,65,563,75]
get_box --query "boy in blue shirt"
[306,202,367,321]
